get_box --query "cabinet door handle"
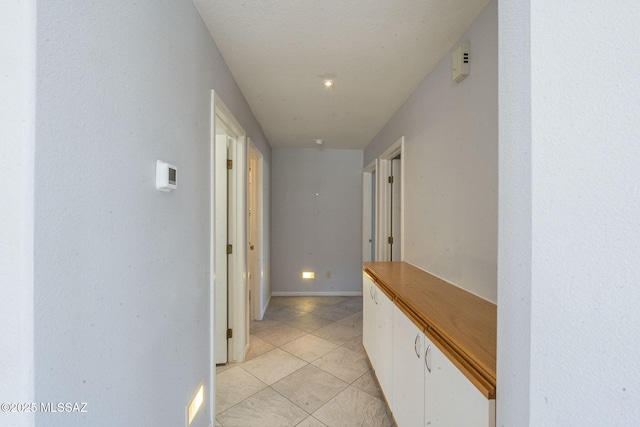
[425,345,432,373]
[414,334,421,358]
[370,285,374,299]
[374,290,378,305]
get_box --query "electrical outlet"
[326,271,332,279]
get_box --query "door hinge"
[227,244,233,254]
[227,159,233,170]
[227,328,233,339]
[388,176,394,184]
[388,236,394,244]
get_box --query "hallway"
[215,296,393,426]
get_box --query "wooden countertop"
[363,262,497,399]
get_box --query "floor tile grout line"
[218,296,384,426]
[248,334,356,391]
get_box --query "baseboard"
[271,291,363,297]
[260,294,271,319]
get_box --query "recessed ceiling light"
[323,79,334,88]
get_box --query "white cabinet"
[374,283,394,399]
[392,305,425,427]
[362,271,394,404]
[424,336,495,427]
[363,267,496,427]
[362,272,377,365]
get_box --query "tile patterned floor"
[216,296,394,427]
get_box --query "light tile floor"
[216,296,394,427]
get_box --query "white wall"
[496,0,531,424]
[0,1,35,426]
[498,0,640,425]
[364,0,498,303]
[33,1,270,426]
[271,148,363,295]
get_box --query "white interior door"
[362,161,377,262]
[248,154,258,321]
[211,91,248,367]
[214,129,230,364]
[370,170,377,261]
[248,155,255,319]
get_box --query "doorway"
[390,154,402,261]
[211,91,249,367]
[376,136,404,262]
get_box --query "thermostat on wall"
[452,41,470,82]
[156,160,177,191]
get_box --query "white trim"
[363,159,377,173]
[271,292,364,297]
[379,137,403,160]
[262,294,272,319]
[208,91,216,423]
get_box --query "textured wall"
[33,1,269,425]
[271,148,363,295]
[364,1,498,303]
[526,0,640,424]
[499,0,640,425]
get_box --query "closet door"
[424,334,495,427]
[374,285,394,403]
[392,305,424,427]
[362,272,377,366]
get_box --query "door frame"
[248,139,265,321]
[210,90,248,369]
[377,136,404,261]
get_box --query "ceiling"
[194,0,489,150]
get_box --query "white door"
[424,335,496,426]
[248,156,255,319]
[370,170,376,261]
[362,163,377,262]
[374,285,394,403]
[392,305,425,426]
[248,152,259,321]
[214,130,231,364]
[362,272,377,365]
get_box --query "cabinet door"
[424,336,495,427]
[362,272,377,366]
[392,306,424,427]
[375,285,394,402]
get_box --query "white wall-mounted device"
[452,41,470,82]
[156,160,177,191]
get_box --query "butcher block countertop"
[363,262,497,399]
